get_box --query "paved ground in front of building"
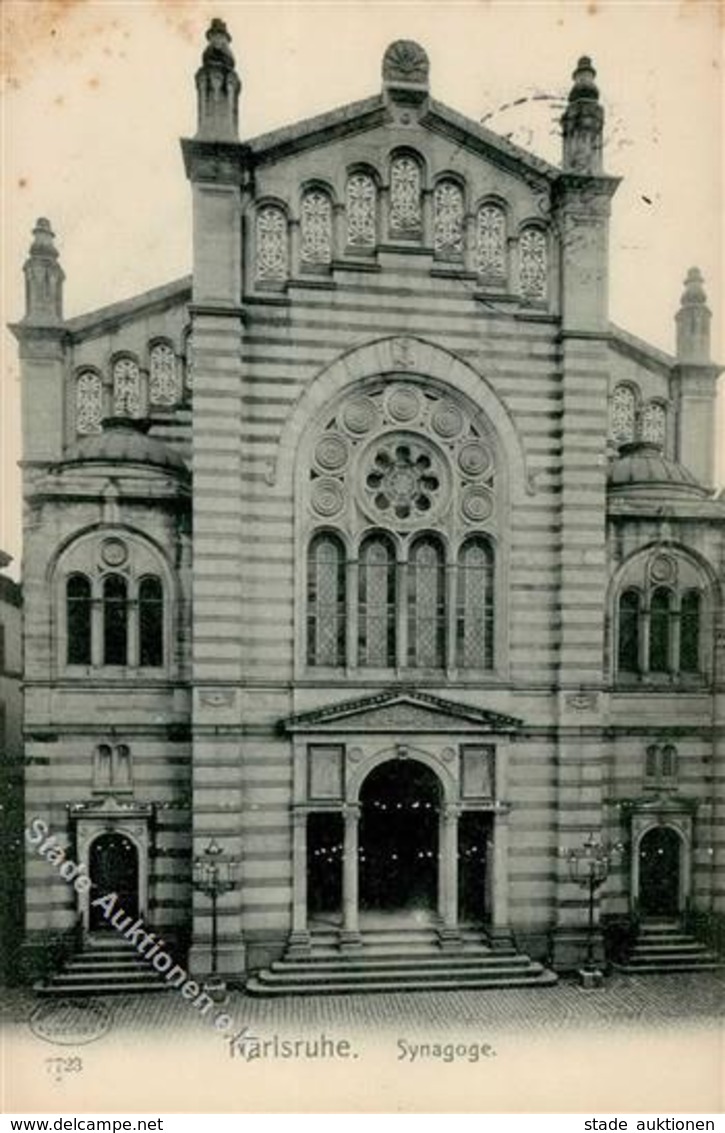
[2,970,723,1039]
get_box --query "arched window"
[644,743,658,780]
[113,358,142,417]
[407,537,446,668]
[346,172,377,248]
[256,205,288,282]
[433,180,464,260]
[518,226,547,299]
[149,342,180,406]
[301,189,333,266]
[476,203,506,281]
[66,574,92,665]
[456,537,495,669]
[617,588,641,672]
[649,587,673,673]
[103,574,128,666]
[680,589,701,673]
[138,576,164,667]
[660,743,677,780]
[389,155,422,237]
[610,384,637,445]
[358,534,396,667]
[642,401,667,448]
[307,534,346,667]
[76,371,103,435]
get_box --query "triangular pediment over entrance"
[283,689,521,734]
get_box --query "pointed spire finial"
[676,267,711,363]
[561,55,604,174]
[195,17,241,142]
[23,217,65,325]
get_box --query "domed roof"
[608,442,707,497]
[62,418,188,475]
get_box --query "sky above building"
[1,0,722,575]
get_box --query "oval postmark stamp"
[29,998,113,1046]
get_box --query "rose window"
[364,438,442,520]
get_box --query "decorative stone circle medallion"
[458,441,493,479]
[314,433,349,472]
[342,396,378,436]
[100,537,128,567]
[386,385,421,424]
[311,478,345,518]
[431,401,465,440]
[461,484,494,523]
[650,554,676,584]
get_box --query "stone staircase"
[616,922,722,975]
[246,926,557,996]
[35,933,171,997]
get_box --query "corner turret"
[561,56,604,174]
[195,18,241,142]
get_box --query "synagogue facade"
[12,22,724,988]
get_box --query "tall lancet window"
[475,204,507,282]
[433,180,464,260]
[307,533,346,667]
[113,358,142,418]
[518,225,548,299]
[301,190,333,266]
[407,536,446,668]
[346,173,377,249]
[76,371,103,434]
[149,343,180,406]
[358,534,396,667]
[610,385,637,446]
[256,205,288,282]
[456,537,495,669]
[103,574,129,666]
[389,155,422,237]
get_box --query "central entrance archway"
[359,759,441,921]
[638,826,682,919]
[88,833,139,930]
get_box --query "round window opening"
[359,433,450,524]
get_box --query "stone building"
[0,552,24,983]
[11,22,724,991]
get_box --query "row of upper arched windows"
[610,383,668,449]
[66,573,164,668]
[307,531,495,671]
[617,586,701,677]
[256,168,548,298]
[75,341,184,435]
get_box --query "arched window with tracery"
[610,384,637,446]
[256,205,288,282]
[138,575,164,667]
[389,155,422,237]
[149,342,180,406]
[617,588,641,673]
[301,189,333,267]
[113,358,142,418]
[649,587,674,673]
[307,533,346,667]
[518,225,547,299]
[103,574,129,666]
[680,589,701,673]
[76,371,103,435]
[433,180,464,260]
[476,203,506,282]
[407,536,446,668]
[456,537,495,670]
[358,534,396,668]
[66,574,92,665]
[346,172,377,249]
[641,401,667,448]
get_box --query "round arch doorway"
[88,833,140,930]
[359,759,441,924]
[638,826,682,920]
